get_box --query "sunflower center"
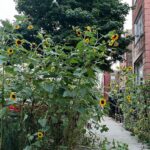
[12,95,16,98]
[113,35,117,38]
[101,100,104,104]
[17,40,22,44]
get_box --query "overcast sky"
[122,0,132,30]
[0,0,132,30]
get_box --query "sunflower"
[114,41,119,47]
[27,25,33,30]
[86,26,92,32]
[15,25,20,30]
[15,39,22,46]
[111,34,119,41]
[130,109,134,113]
[108,40,115,46]
[76,30,82,37]
[126,95,131,103]
[37,131,44,140]
[128,66,133,71]
[84,37,90,44]
[99,98,106,108]
[7,48,14,56]
[10,92,16,101]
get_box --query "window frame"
[134,10,144,44]
[134,58,143,85]
[133,0,137,5]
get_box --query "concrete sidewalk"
[96,117,149,150]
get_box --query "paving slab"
[95,117,149,150]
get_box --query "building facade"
[121,30,133,68]
[133,0,150,83]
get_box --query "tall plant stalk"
[0,63,5,149]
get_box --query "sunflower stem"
[0,63,5,149]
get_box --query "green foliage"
[110,67,150,144]
[15,0,129,38]
[14,0,132,66]
[0,1,132,148]
[0,20,113,149]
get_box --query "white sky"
[0,0,18,22]
[0,0,132,30]
[122,0,132,30]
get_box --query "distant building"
[132,0,150,83]
[121,30,133,68]
[103,30,132,100]
[103,72,111,100]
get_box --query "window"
[134,12,143,43]
[133,0,137,5]
[135,60,143,85]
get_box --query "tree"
[14,0,132,71]
[0,1,132,149]
[15,0,130,42]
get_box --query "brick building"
[133,0,150,83]
[102,0,150,99]
[121,30,133,68]
[103,72,111,100]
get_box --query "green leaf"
[0,107,7,119]
[63,90,76,97]
[41,83,53,93]
[0,55,6,65]
[32,141,41,147]
[69,58,78,64]
[52,116,58,124]
[38,118,47,128]
[23,146,32,150]
[23,114,28,122]
[73,68,87,77]
[76,41,84,50]
[5,100,16,106]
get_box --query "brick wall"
[143,0,150,79]
[133,0,150,80]
[103,72,110,100]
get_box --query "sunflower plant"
[0,20,118,150]
[109,67,150,143]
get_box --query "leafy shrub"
[110,67,150,143]
[0,20,114,149]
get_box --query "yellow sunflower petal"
[15,39,22,46]
[111,34,119,41]
[7,48,14,55]
[128,66,133,71]
[10,92,16,101]
[84,38,90,44]
[37,131,44,140]
[86,26,92,32]
[27,25,33,30]
[15,25,20,30]
[126,95,131,103]
[99,98,106,108]
[114,41,119,47]
[108,40,115,46]
[76,30,82,37]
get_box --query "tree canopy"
[15,0,130,42]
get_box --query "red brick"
[143,62,150,69]
[132,0,150,79]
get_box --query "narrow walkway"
[98,117,148,150]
